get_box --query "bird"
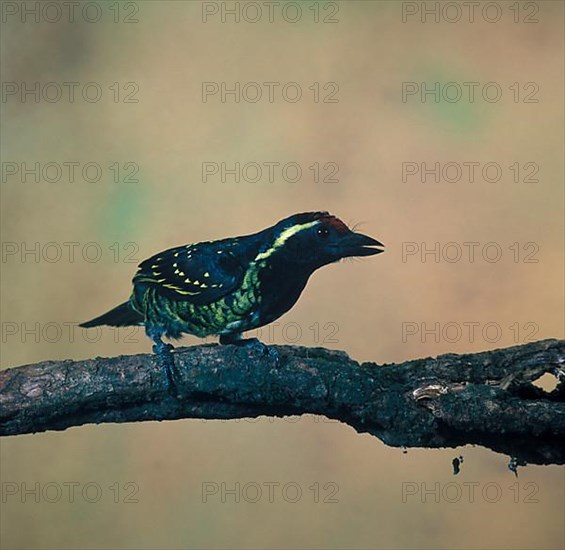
[80,211,384,390]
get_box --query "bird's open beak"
[339,232,385,257]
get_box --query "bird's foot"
[152,342,180,396]
[242,337,279,359]
[220,335,279,361]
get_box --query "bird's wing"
[133,240,247,305]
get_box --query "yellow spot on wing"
[204,272,210,277]
[163,283,199,295]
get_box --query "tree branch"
[1,339,564,466]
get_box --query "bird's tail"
[79,301,143,328]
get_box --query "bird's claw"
[152,342,180,397]
[230,337,279,361]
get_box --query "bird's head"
[259,212,384,270]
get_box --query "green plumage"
[130,266,263,339]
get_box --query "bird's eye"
[317,227,330,238]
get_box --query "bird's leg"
[147,327,179,395]
[219,333,278,359]
[219,332,244,345]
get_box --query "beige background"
[1,1,564,549]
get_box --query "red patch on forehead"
[324,216,349,234]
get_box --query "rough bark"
[1,339,564,466]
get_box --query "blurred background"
[1,1,563,549]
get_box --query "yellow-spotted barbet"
[80,212,384,388]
